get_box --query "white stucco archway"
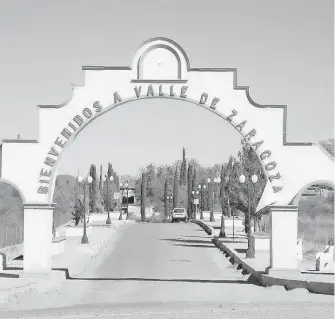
[0,37,333,275]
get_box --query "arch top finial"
[131,37,190,82]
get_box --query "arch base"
[23,203,55,274]
[266,205,301,276]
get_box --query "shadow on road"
[181,235,210,238]
[235,248,248,254]
[160,238,212,245]
[42,268,262,287]
[0,272,19,278]
[216,240,247,244]
[68,276,258,285]
[173,243,216,248]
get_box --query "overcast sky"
[0,0,333,177]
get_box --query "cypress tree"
[187,163,193,219]
[173,167,180,208]
[89,164,97,213]
[140,172,146,222]
[219,164,226,216]
[180,147,187,186]
[163,178,169,220]
[105,163,114,211]
[208,170,215,222]
[89,164,93,211]
[99,165,103,192]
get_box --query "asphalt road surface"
[0,222,333,318]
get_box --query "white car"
[171,208,188,223]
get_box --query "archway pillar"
[266,205,301,277]
[21,203,55,276]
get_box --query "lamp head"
[251,174,258,184]
[239,174,246,184]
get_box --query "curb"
[191,219,215,236]
[193,219,334,296]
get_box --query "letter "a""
[114,92,122,103]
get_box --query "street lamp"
[166,196,170,220]
[166,195,173,219]
[208,177,215,222]
[198,184,207,220]
[118,182,123,220]
[214,176,221,205]
[77,175,93,244]
[125,182,129,220]
[191,190,200,219]
[239,173,258,258]
[103,174,114,225]
[219,176,228,237]
[197,185,201,220]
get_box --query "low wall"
[0,243,23,270]
[212,237,334,296]
[193,219,334,295]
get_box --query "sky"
[0,0,333,177]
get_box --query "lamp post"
[191,190,200,219]
[214,175,221,208]
[118,182,123,220]
[219,176,228,237]
[103,174,114,225]
[208,177,215,222]
[125,182,129,220]
[198,184,206,220]
[228,198,235,242]
[239,173,258,258]
[77,175,93,244]
[195,191,199,219]
[166,195,173,220]
[214,176,221,222]
[166,196,170,220]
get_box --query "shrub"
[72,198,84,226]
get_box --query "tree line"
[137,140,268,231]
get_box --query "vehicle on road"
[171,208,188,223]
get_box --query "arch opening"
[46,97,271,238]
[293,180,334,261]
[45,96,277,203]
[0,179,24,248]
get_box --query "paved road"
[0,222,333,318]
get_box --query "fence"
[0,224,23,248]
